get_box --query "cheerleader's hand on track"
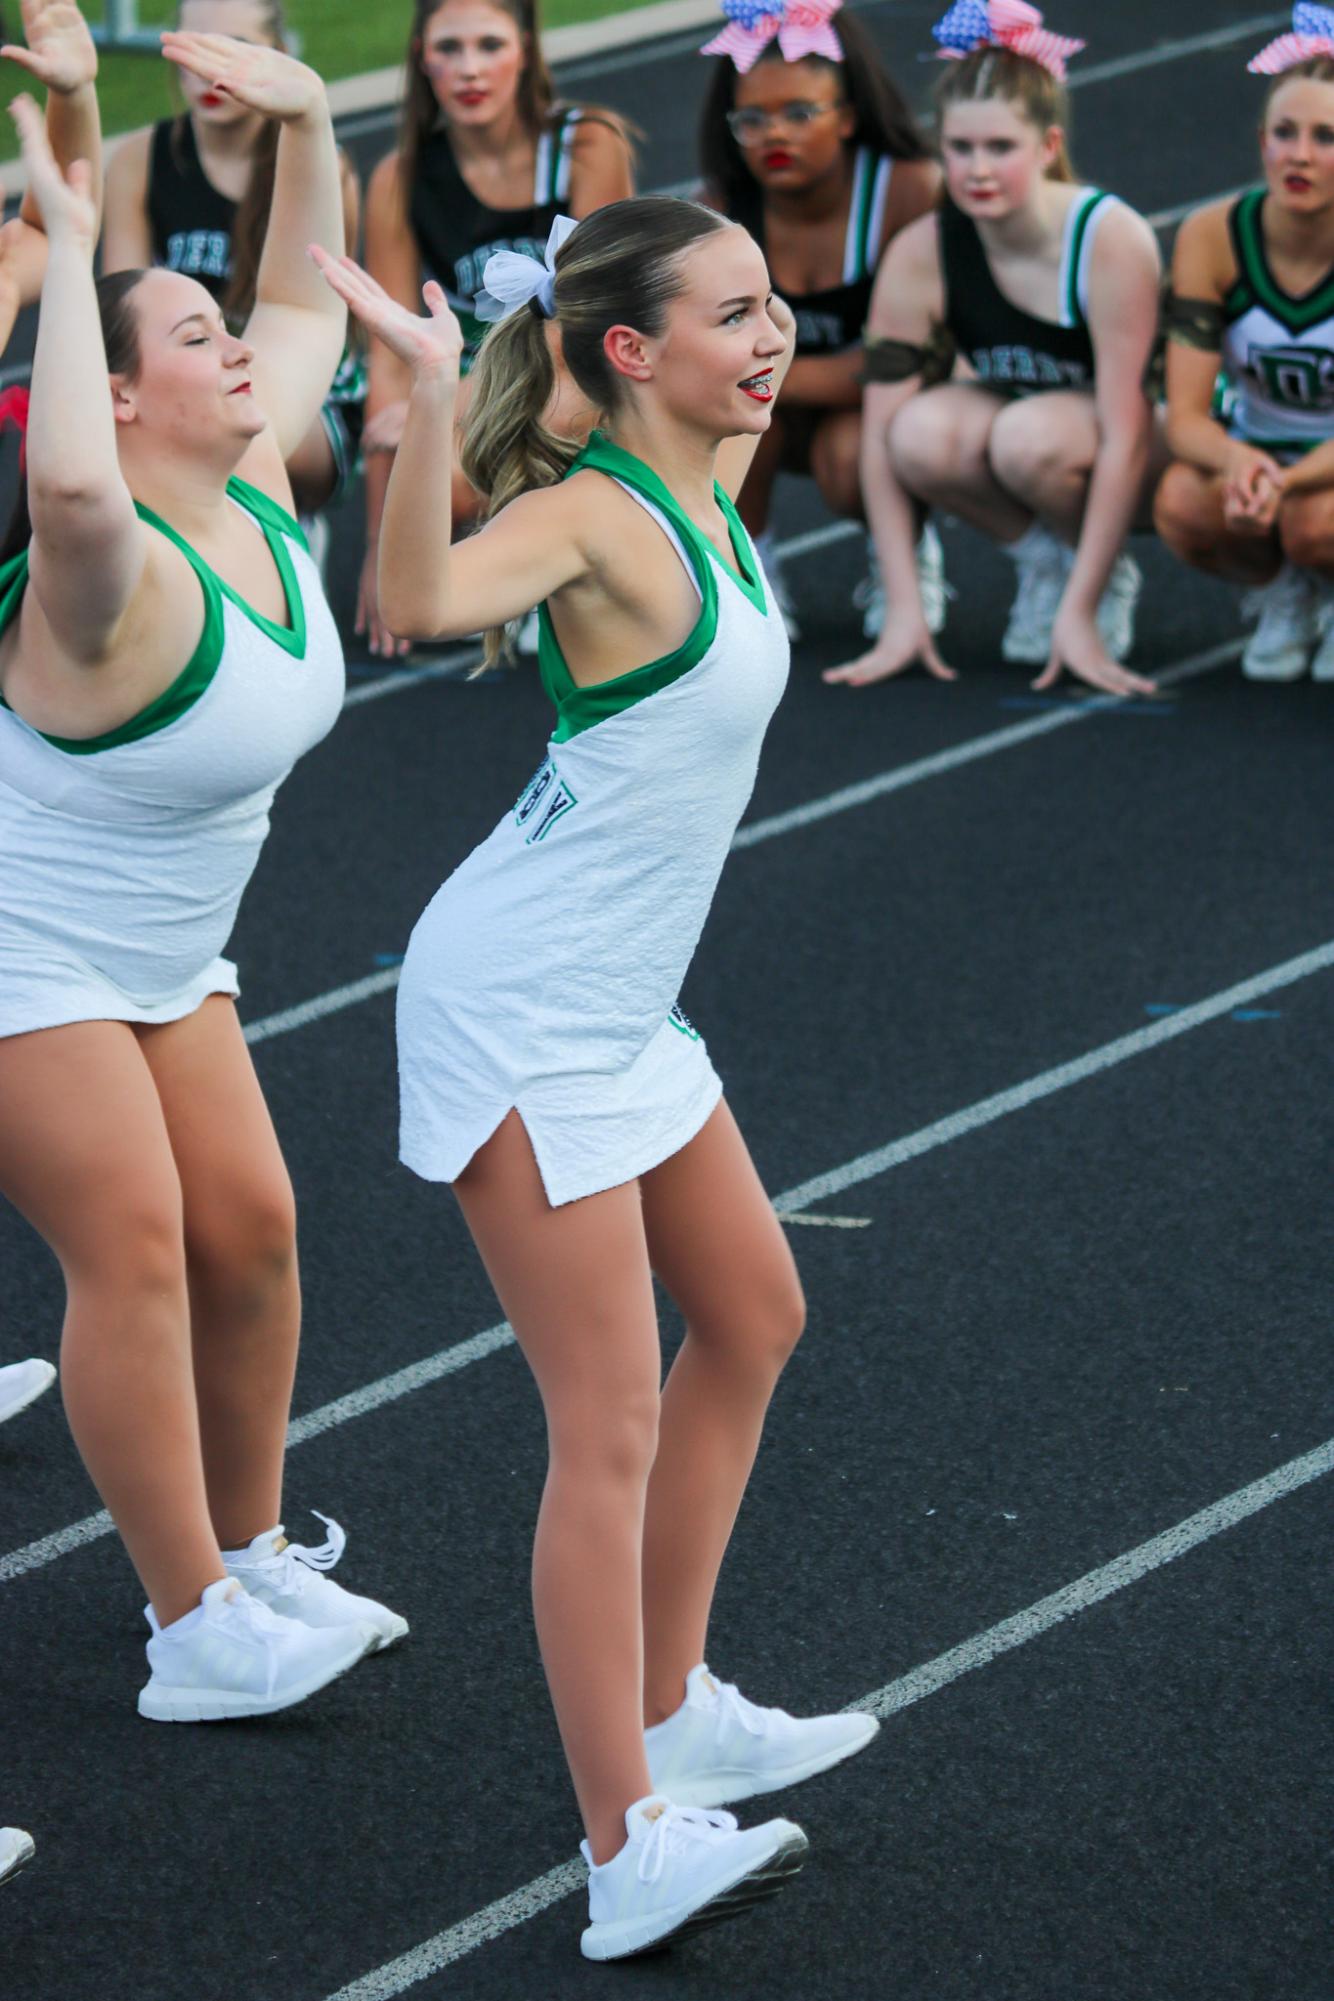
[160,31,325,125]
[1035,605,1157,697]
[824,606,957,686]
[309,252,463,386]
[7,92,94,250]
[1,0,98,95]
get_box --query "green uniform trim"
[0,476,306,756]
[1063,189,1108,329]
[1229,187,1334,333]
[542,432,767,743]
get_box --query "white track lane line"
[4,927,1328,1590]
[320,1433,1334,2001]
[275,637,1241,1046]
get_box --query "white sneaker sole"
[0,1832,36,1887]
[0,1362,56,1426]
[1241,652,1310,681]
[580,1826,809,1961]
[137,1632,369,1722]
[654,1714,880,1808]
[367,1613,410,1652]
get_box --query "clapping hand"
[309,250,464,385]
[7,92,95,250]
[1,0,97,96]
[160,30,325,125]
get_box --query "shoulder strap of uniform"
[1061,187,1111,328]
[844,151,893,283]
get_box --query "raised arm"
[7,0,102,237]
[825,213,955,686]
[161,32,346,482]
[312,251,590,639]
[11,95,144,663]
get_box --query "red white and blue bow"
[932,0,1085,81]
[700,0,844,76]
[1249,3,1334,75]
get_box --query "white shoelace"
[243,1511,348,1596]
[637,1805,738,1886]
[709,1677,769,1746]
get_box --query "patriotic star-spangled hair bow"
[1249,3,1334,75]
[932,0,1085,82]
[700,0,844,77]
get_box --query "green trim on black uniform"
[0,476,307,756]
[1062,189,1108,329]
[1229,187,1334,333]
[541,432,767,743]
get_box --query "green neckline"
[578,432,769,615]
[0,475,308,755]
[1233,187,1334,333]
[136,475,308,660]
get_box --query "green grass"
[0,0,658,160]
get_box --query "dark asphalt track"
[2,5,1332,1998]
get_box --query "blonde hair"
[461,196,732,666]
[934,46,1076,183]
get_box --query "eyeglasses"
[725,101,845,144]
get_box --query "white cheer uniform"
[397,433,790,1207]
[0,477,344,1037]
[1221,187,1334,455]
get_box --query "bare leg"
[452,1112,663,1865]
[987,391,1097,542]
[808,409,866,522]
[1278,487,1334,580]
[137,997,300,1550]
[639,1102,805,1725]
[889,383,1031,542]
[0,1021,222,1625]
[1153,460,1282,585]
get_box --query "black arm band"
[861,326,956,388]
[1163,293,1226,351]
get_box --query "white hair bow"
[475,215,579,324]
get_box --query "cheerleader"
[0,36,405,1721]
[314,196,878,1957]
[696,0,941,637]
[1155,6,1334,680]
[102,0,363,527]
[358,0,634,656]
[828,1,1161,693]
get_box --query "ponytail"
[461,195,731,669]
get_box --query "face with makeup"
[110,270,265,464]
[176,0,283,128]
[607,227,787,439]
[729,53,855,195]
[1261,74,1334,213]
[418,0,528,131]
[939,94,1062,219]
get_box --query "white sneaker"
[580,1795,808,1961]
[0,1827,35,1887]
[1096,550,1142,662]
[1001,525,1072,664]
[0,1358,56,1425]
[754,532,800,642]
[1312,584,1334,681]
[1241,564,1318,680]
[646,1664,879,1808]
[854,523,949,641]
[139,1576,375,1722]
[222,1512,408,1654]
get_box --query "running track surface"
[2,5,1330,1996]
